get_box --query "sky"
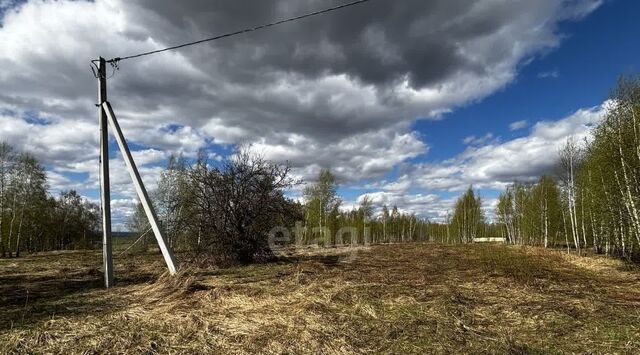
[0,0,638,229]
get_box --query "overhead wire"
[104,0,376,65]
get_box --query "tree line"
[494,78,640,260]
[123,78,640,264]
[135,152,500,263]
[0,143,100,257]
[293,78,640,261]
[3,79,639,263]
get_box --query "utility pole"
[93,57,179,281]
[98,57,114,288]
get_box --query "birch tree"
[559,137,583,253]
[304,169,340,243]
[0,142,14,257]
[451,186,483,242]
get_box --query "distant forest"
[1,79,639,262]
[0,144,100,257]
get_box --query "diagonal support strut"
[101,101,178,274]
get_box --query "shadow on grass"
[0,275,159,331]
[0,254,160,332]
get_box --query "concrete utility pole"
[98,57,114,288]
[94,57,177,288]
[95,58,178,288]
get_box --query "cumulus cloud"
[398,102,608,193]
[250,124,426,182]
[344,190,498,222]
[347,102,607,220]
[0,0,603,225]
[0,0,601,166]
[356,191,454,220]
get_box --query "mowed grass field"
[0,243,639,354]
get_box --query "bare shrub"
[186,147,298,264]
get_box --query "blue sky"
[427,0,639,155]
[340,0,640,209]
[0,0,636,228]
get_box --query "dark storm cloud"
[0,0,601,185]
[100,0,601,145]
[0,0,602,224]
[135,0,495,87]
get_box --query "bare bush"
[187,148,298,264]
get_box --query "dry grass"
[1,243,639,354]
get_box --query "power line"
[106,0,376,64]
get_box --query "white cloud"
[342,102,607,220]
[463,133,496,146]
[509,120,528,131]
[393,102,609,193]
[249,125,427,183]
[0,0,603,225]
[356,191,453,220]
[537,70,560,79]
[344,190,498,222]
